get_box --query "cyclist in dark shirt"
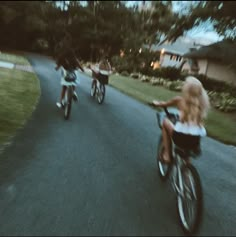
[55,46,84,108]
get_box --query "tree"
[162,1,236,44]
[141,1,176,49]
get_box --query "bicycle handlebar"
[148,101,179,128]
[148,102,170,115]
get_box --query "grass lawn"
[109,74,236,146]
[0,57,40,150]
[0,52,30,65]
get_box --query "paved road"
[0,54,235,236]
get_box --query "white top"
[93,65,111,76]
[99,69,111,75]
[174,121,206,136]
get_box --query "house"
[150,37,205,69]
[183,40,236,85]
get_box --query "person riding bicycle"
[90,55,112,84]
[55,46,84,108]
[152,76,210,163]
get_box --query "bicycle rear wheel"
[97,83,105,104]
[157,137,172,181]
[64,87,72,120]
[177,163,203,235]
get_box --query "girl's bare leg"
[162,118,174,162]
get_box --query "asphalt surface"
[0,54,235,236]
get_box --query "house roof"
[150,37,200,56]
[184,40,236,66]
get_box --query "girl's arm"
[152,96,182,108]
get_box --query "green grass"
[0,59,40,149]
[0,52,30,65]
[109,74,236,146]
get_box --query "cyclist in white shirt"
[90,56,112,84]
[55,47,84,108]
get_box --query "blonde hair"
[181,76,210,125]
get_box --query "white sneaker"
[56,102,62,108]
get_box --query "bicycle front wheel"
[90,80,96,97]
[64,87,72,120]
[177,163,203,235]
[97,83,105,104]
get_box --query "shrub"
[208,91,236,112]
[168,80,183,91]
[190,74,236,97]
[141,75,151,82]
[150,77,165,86]
[111,55,133,73]
[160,67,181,81]
[163,80,172,89]
[139,66,155,77]
[121,71,129,77]
[150,78,159,86]
[130,72,140,79]
[151,69,162,78]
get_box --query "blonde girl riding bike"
[152,76,210,164]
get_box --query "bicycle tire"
[157,136,172,181]
[176,163,203,235]
[91,80,96,98]
[97,83,105,104]
[64,87,72,120]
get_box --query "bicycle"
[152,104,203,235]
[90,69,107,104]
[58,69,78,120]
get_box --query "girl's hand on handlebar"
[152,100,161,106]
[152,100,166,107]
[148,100,162,106]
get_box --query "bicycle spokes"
[177,165,203,234]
